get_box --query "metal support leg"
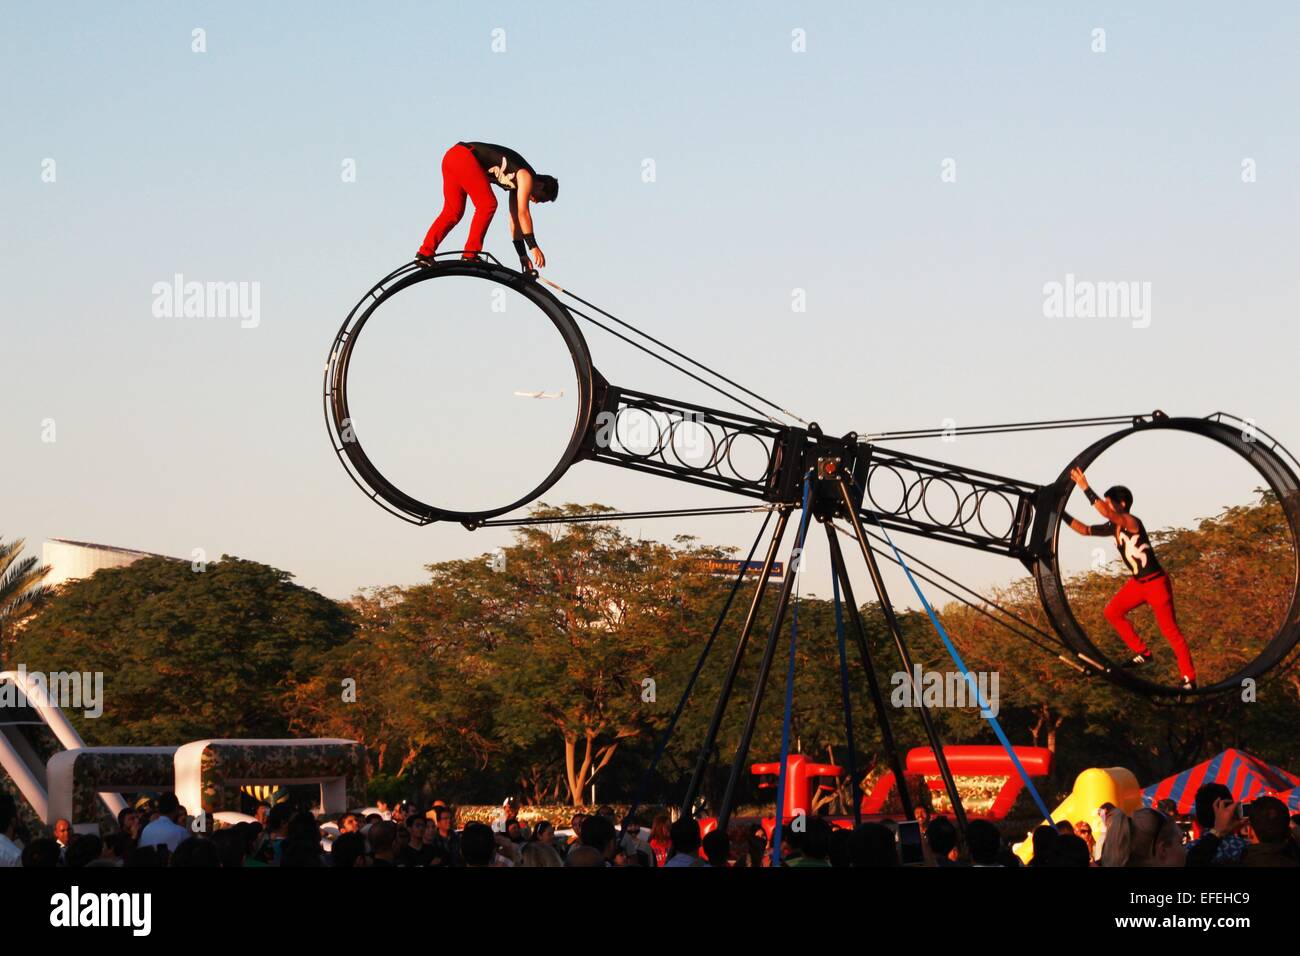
[681,507,792,817]
[824,521,907,824]
[837,479,970,839]
[715,516,810,831]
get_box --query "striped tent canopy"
[1275,788,1300,812]
[1142,749,1300,813]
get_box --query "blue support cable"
[872,521,1056,824]
[771,475,815,864]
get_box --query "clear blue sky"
[4,1,1297,606]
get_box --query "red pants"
[1104,573,1196,681]
[418,144,498,258]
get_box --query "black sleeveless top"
[459,142,534,192]
[1087,517,1164,579]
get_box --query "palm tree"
[0,536,51,665]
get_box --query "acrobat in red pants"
[418,143,498,259]
[1104,571,1196,682]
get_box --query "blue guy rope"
[872,521,1056,824]
[771,475,815,864]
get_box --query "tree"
[284,586,490,787]
[0,536,51,665]
[14,555,354,744]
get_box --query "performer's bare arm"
[1062,513,1112,536]
[1069,466,1138,532]
[513,170,545,269]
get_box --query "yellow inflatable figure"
[1013,767,1142,864]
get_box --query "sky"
[3,1,1298,610]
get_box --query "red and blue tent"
[1275,788,1300,812]
[1142,748,1300,813]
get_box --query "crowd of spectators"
[2,783,1296,868]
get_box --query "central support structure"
[664,432,973,837]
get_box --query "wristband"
[522,233,538,250]
[513,239,527,258]
[1084,487,1099,504]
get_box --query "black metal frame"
[1030,411,1300,696]
[323,253,600,526]
[324,259,1300,716]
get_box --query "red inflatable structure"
[863,745,1053,819]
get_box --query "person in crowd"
[332,831,368,868]
[368,820,398,867]
[787,816,833,867]
[780,821,807,866]
[426,806,461,866]
[125,845,163,867]
[396,814,426,866]
[1196,795,1297,867]
[254,802,272,827]
[521,840,564,867]
[965,820,1004,867]
[116,807,141,847]
[1227,801,1300,868]
[338,812,361,835]
[280,838,324,867]
[1051,833,1093,867]
[460,822,497,868]
[170,836,221,867]
[827,826,853,868]
[138,793,189,854]
[1093,803,1118,861]
[849,823,899,866]
[1054,820,1074,836]
[747,823,769,868]
[531,819,557,852]
[52,817,72,860]
[665,817,704,867]
[564,845,605,867]
[491,831,520,866]
[209,828,246,868]
[617,815,644,856]
[65,833,102,868]
[913,806,933,831]
[702,829,731,867]
[1186,784,1249,865]
[0,796,23,867]
[1029,824,1059,866]
[23,838,62,867]
[647,813,673,867]
[1074,820,1097,860]
[280,811,326,867]
[566,812,588,857]
[579,814,618,865]
[924,816,964,866]
[1132,808,1186,867]
[264,803,294,864]
[92,833,131,867]
[1239,798,1300,867]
